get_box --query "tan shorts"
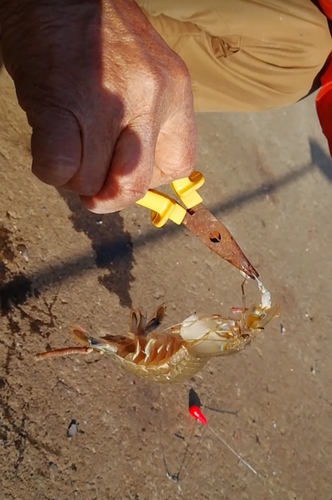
[136,0,332,112]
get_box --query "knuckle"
[140,67,163,98]
[175,58,190,79]
[171,56,191,85]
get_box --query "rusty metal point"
[182,205,259,280]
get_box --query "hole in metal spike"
[209,231,221,243]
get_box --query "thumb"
[151,114,197,188]
[81,121,156,213]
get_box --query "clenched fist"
[0,0,197,213]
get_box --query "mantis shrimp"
[35,278,279,383]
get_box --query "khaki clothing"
[136,0,332,112]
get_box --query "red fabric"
[318,0,332,18]
[316,1,332,154]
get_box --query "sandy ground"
[1,61,332,500]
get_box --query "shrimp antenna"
[207,426,258,475]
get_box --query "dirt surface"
[1,64,332,500]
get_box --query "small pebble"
[153,288,165,299]
[17,243,29,262]
[67,419,79,438]
[6,211,18,219]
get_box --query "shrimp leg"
[35,346,93,360]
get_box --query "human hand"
[0,0,197,213]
